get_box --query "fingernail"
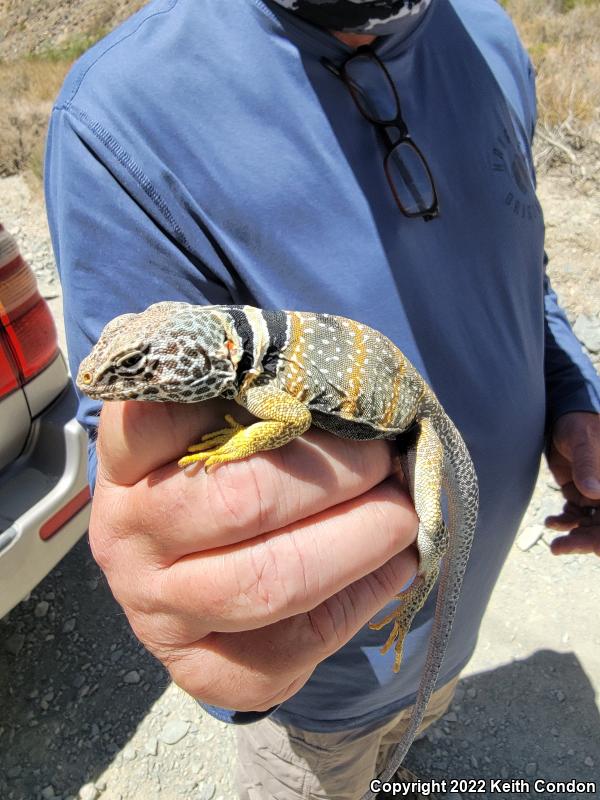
[580,477,600,496]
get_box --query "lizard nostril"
[81,371,93,385]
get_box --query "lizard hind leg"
[370,416,449,672]
[370,567,440,672]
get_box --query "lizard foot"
[369,575,427,673]
[178,414,246,469]
[369,616,408,673]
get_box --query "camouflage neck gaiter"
[268,0,433,35]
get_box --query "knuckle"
[306,594,349,654]
[240,537,291,621]
[206,461,275,536]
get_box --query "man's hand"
[90,399,419,711]
[545,411,600,556]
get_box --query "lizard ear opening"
[220,319,243,367]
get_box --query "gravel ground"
[0,171,599,800]
[0,1,146,60]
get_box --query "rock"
[584,756,594,767]
[73,674,86,689]
[144,736,159,756]
[7,766,22,778]
[123,670,141,685]
[41,786,55,799]
[516,524,545,551]
[556,689,566,702]
[160,720,190,745]
[34,601,49,618]
[5,633,25,655]
[466,687,477,699]
[79,785,99,800]
[525,762,537,776]
[573,314,600,353]
[62,618,76,633]
[122,746,137,761]
[196,782,216,800]
[444,711,458,722]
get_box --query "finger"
[117,427,397,562]
[158,548,419,710]
[96,398,254,486]
[559,481,600,508]
[569,440,600,500]
[550,529,600,557]
[544,512,580,532]
[151,476,418,640]
[545,501,600,530]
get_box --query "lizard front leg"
[370,416,448,672]
[178,384,312,469]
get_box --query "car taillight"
[0,224,58,394]
[0,336,19,398]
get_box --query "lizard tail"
[362,411,478,797]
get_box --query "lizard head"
[76,302,243,403]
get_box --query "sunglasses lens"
[386,141,436,216]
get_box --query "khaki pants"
[236,676,458,800]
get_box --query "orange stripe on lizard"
[281,311,307,399]
[339,320,367,417]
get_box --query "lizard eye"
[116,351,146,372]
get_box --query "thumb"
[553,413,600,500]
[97,398,249,486]
[569,440,600,500]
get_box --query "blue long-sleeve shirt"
[45,0,600,732]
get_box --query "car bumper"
[0,381,91,619]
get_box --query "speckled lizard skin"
[78,302,479,780]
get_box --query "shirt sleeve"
[45,104,276,726]
[543,270,600,426]
[44,105,236,487]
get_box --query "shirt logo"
[491,127,541,222]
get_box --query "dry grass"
[504,0,600,178]
[0,59,70,178]
[0,0,598,180]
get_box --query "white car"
[0,224,91,619]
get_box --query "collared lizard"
[78,301,478,780]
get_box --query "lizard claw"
[178,415,250,470]
[186,414,246,453]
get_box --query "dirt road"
[0,171,599,800]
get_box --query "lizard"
[77,301,478,782]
